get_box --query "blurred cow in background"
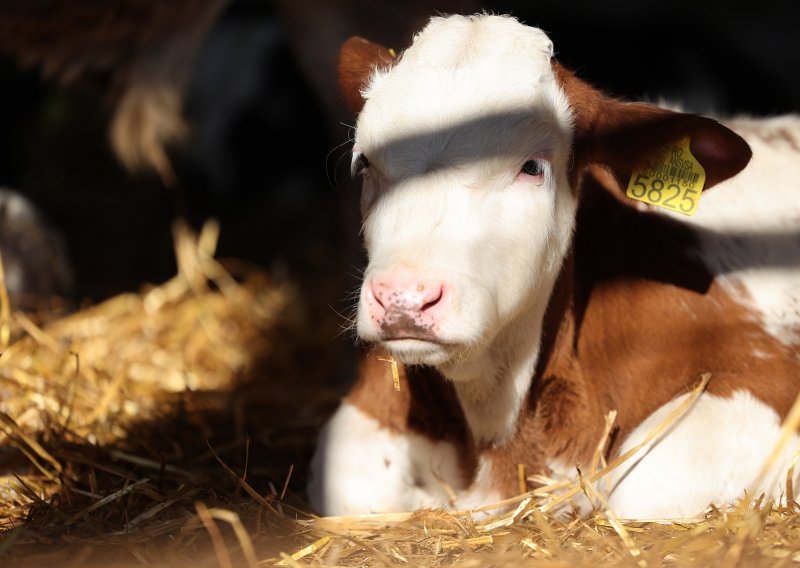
[0,0,475,312]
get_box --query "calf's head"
[341,15,750,375]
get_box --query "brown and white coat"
[308,14,800,519]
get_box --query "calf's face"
[347,16,577,369]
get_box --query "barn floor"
[0,222,799,568]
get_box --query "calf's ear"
[554,61,752,192]
[339,37,396,115]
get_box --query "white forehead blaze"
[355,15,572,178]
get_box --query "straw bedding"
[0,221,799,567]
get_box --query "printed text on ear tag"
[626,137,706,216]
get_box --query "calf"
[309,14,800,519]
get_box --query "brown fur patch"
[532,167,800,468]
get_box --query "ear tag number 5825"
[626,137,706,216]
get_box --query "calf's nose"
[365,273,447,335]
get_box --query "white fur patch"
[662,115,800,345]
[353,14,576,445]
[606,390,799,519]
[308,403,466,515]
[456,456,504,513]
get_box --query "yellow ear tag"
[626,137,706,216]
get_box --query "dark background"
[0,0,796,375]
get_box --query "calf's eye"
[521,159,544,177]
[352,153,370,177]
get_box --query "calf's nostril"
[420,287,444,312]
[370,281,387,309]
